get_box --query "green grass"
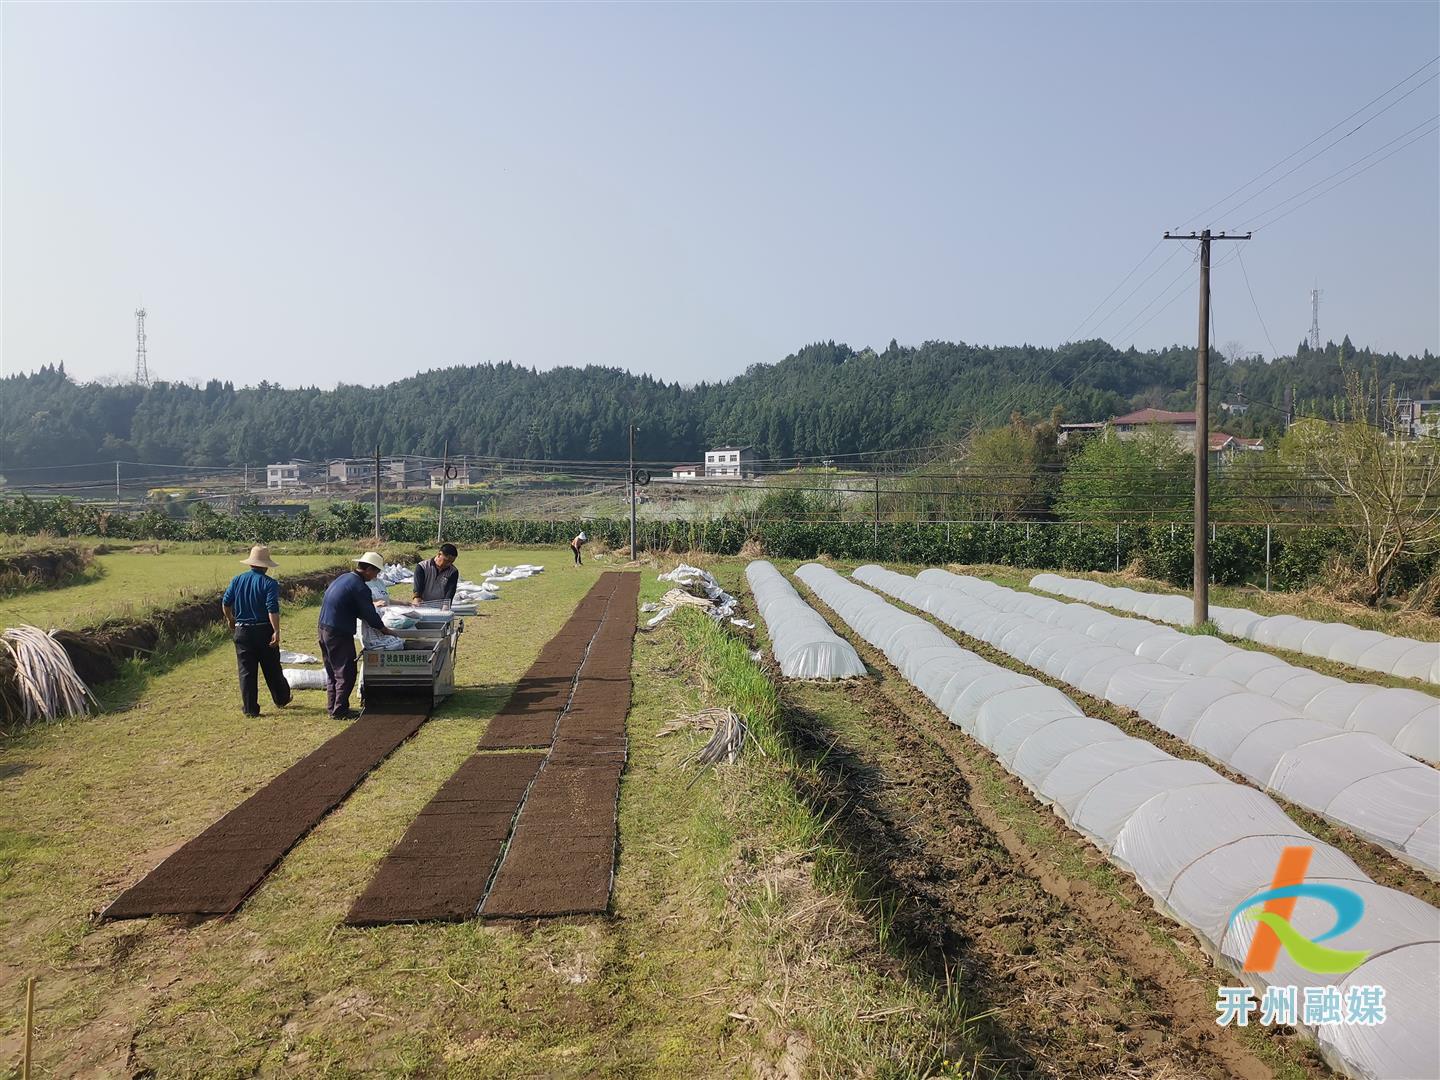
[0,548,990,1078]
[0,548,355,630]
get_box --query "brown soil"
[345,750,547,925]
[103,704,433,920]
[352,573,640,925]
[780,589,1333,1080]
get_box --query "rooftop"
[1110,408,1197,426]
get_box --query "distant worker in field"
[569,530,587,567]
[317,551,390,721]
[221,545,292,718]
[412,543,459,606]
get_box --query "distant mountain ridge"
[2,336,1434,474]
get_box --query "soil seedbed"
[483,573,639,917]
[350,573,638,924]
[345,750,546,925]
[103,703,431,919]
[476,572,623,749]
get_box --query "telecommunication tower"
[1307,288,1323,352]
[134,308,150,386]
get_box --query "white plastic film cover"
[1031,572,1440,687]
[745,561,865,679]
[798,563,1439,1080]
[857,566,1440,877]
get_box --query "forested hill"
[3,337,1435,472]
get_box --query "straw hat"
[242,545,279,569]
[355,551,386,571]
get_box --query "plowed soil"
[103,704,431,919]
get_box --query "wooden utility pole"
[628,425,638,558]
[437,439,449,543]
[373,445,382,543]
[1163,229,1250,626]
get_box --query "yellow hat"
[243,545,279,569]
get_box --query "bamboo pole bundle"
[1,625,97,726]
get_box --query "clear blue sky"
[4,3,1436,389]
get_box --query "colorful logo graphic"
[1229,845,1370,975]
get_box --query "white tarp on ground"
[1030,572,1440,687]
[745,560,865,679]
[795,562,1440,1080]
[855,565,1439,876]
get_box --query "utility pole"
[1164,229,1250,626]
[873,475,880,547]
[628,424,638,559]
[437,439,449,543]
[373,445,382,543]
[116,461,121,503]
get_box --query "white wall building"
[704,446,757,479]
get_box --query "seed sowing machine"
[360,607,462,708]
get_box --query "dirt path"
[781,588,1334,1080]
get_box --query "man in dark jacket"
[412,543,459,606]
[222,545,291,717]
[317,551,390,720]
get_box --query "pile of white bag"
[379,564,413,585]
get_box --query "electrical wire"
[1179,55,1440,228]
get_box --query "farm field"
[0,544,353,630]
[1,545,1433,1077]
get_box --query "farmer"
[411,543,459,606]
[569,531,587,567]
[317,551,390,721]
[221,545,291,718]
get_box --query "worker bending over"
[412,543,459,606]
[570,531,587,566]
[222,545,291,718]
[317,551,389,721]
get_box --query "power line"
[1250,121,1439,233]
[1235,248,1280,361]
[1211,74,1439,227]
[1178,55,1440,228]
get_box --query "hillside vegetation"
[5,337,1435,474]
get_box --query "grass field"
[0,545,357,630]
[0,548,974,1078]
[2,544,1433,1078]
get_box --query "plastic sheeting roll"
[796,562,1439,1080]
[745,561,865,679]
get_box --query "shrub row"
[0,495,1406,593]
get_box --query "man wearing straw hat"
[222,545,291,718]
[317,551,390,721]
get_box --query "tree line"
[3,335,1435,479]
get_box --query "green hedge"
[0,494,1404,593]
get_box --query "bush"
[0,495,1372,594]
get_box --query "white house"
[704,446,757,479]
[328,459,371,484]
[266,462,302,489]
[670,463,703,480]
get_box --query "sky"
[3,3,1437,390]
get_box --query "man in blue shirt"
[317,551,390,720]
[222,545,291,718]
